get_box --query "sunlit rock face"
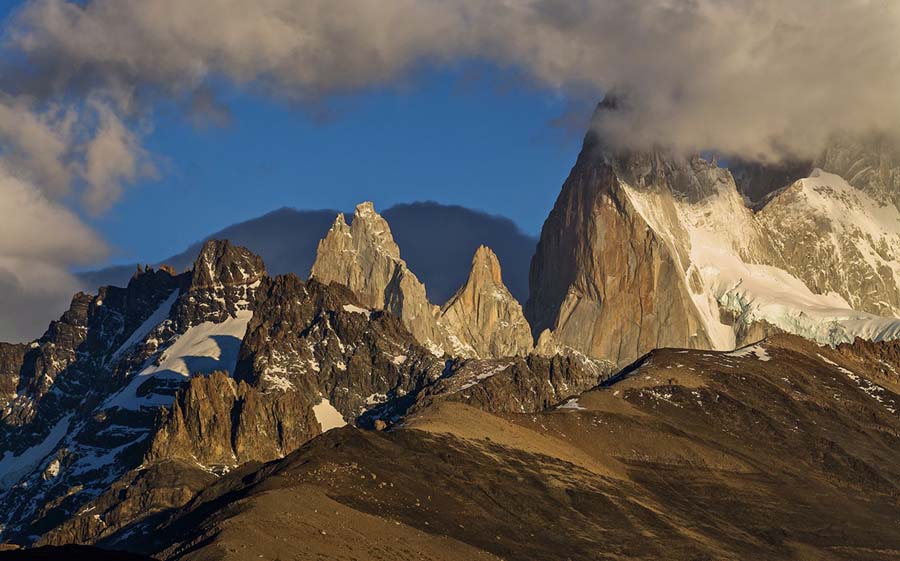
[527,105,900,367]
[311,202,535,359]
[440,246,533,359]
[311,202,469,357]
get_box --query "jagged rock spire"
[312,203,537,359]
[311,203,403,310]
[311,202,470,357]
[440,246,533,357]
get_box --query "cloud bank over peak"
[0,0,898,340]
[7,0,900,160]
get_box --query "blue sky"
[0,1,595,268]
[86,65,588,266]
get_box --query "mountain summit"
[526,105,900,367]
[440,245,533,358]
[311,201,470,356]
[312,202,533,359]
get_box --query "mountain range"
[2,103,900,560]
[78,202,537,307]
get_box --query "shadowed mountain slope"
[140,335,900,561]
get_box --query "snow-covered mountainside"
[0,232,604,547]
[527,104,900,366]
[624,164,900,349]
[759,169,900,317]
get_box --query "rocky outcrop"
[413,353,611,414]
[236,275,444,422]
[439,246,533,358]
[311,202,469,356]
[147,371,319,469]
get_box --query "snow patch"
[342,304,372,318]
[459,362,511,390]
[313,398,347,432]
[727,344,771,361]
[104,310,253,410]
[0,414,72,489]
[110,290,179,361]
[263,374,295,391]
[817,353,838,366]
[558,398,585,410]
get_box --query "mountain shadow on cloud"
[78,202,537,304]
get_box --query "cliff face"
[526,141,731,367]
[311,203,534,359]
[311,202,469,357]
[440,246,533,358]
[147,371,319,469]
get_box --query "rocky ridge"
[140,334,900,561]
[0,231,594,547]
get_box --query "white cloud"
[82,99,154,214]
[0,95,74,197]
[6,0,900,159]
[0,166,107,341]
[0,0,898,340]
